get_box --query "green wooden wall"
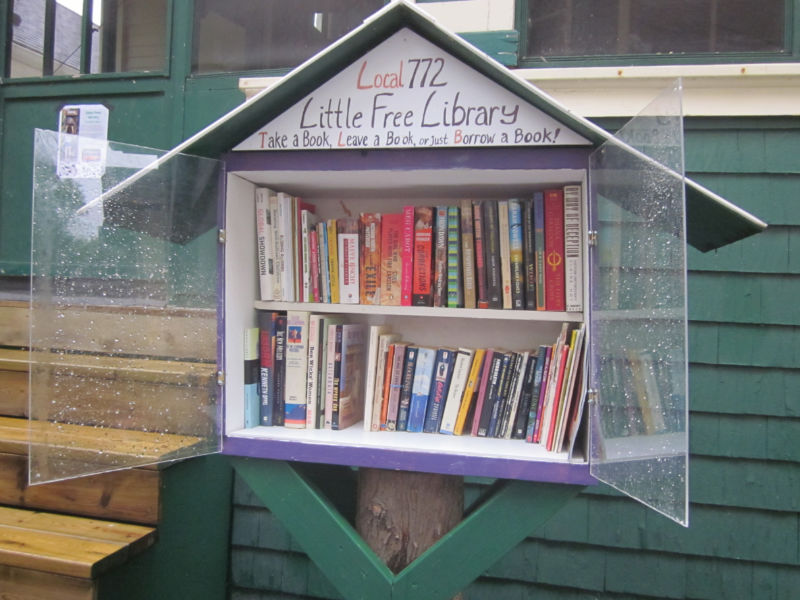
[227,117,800,600]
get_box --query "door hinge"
[587,230,598,246]
[218,229,226,244]
[216,371,225,386]
[587,388,598,404]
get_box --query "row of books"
[255,186,583,312]
[243,310,587,453]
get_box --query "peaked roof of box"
[108,0,767,251]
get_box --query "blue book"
[406,347,435,432]
[423,348,455,433]
[396,346,418,431]
[508,199,525,309]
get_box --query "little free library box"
[29,1,765,527]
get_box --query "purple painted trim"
[217,165,227,435]
[222,436,596,485]
[222,146,591,174]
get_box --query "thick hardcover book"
[533,192,546,310]
[487,352,514,438]
[544,188,566,311]
[512,353,537,439]
[439,348,474,435]
[370,332,400,431]
[406,347,435,432]
[244,326,260,428]
[508,199,525,310]
[401,206,415,306]
[482,201,502,309]
[258,311,278,426]
[522,198,536,310]
[284,310,310,427]
[525,346,549,443]
[412,207,434,306]
[474,350,502,437]
[433,206,449,307]
[563,184,583,313]
[380,213,403,306]
[455,347,485,435]
[255,188,274,301]
[497,200,512,309]
[272,315,288,426]
[337,218,360,304]
[360,213,382,305]
[423,348,455,433]
[327,219,340,304]
[472,201,488,309]
[317,222,330,303]
[446,206,463,308]
[395,345,418,431]
[334,324,366,430]
[460,199,476,309]
[362,325,391,431]
[309,229,321,302]
[384,343,408,431]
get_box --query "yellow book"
[454,348,486,435]
[327,219,340,304]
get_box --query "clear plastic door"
[588,81,689,525]
[29,129,223,484]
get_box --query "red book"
[380,213,403,306]
[309,228,320,302]
[543,189,566,311]
[411,206,434,307]
[546,344,570,450]
[359,213,381,305]
[401,206,415,306]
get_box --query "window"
[192,0,384,74]
[6,0,167,78]
[522,0,789,64]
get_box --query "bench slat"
[0,564,94,600]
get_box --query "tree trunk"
[356,468,463,574]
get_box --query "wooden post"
[356,468,463,574]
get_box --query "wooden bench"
[0,299,219,599]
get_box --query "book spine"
[532,345,553,443]
[327,219,340,304]
[338,218,360,304]
[277,193,294,302]
[305,314,321,428]
[370,333,398,431]
[446,206,463,308]
[411,207,434,306]
[500,352,527,439]
[300,209,315,303]
[460,199,476,309]
[455,347,485,435]
[498,200,512,309]
[396,346,417,431]
[380,213,403,306]
[317,222,330,303]
[385,343,408,431]
[533,192,546,311]
[336,324,366,430]
[423,348,454,433]
[258,311,277,426]
[433,206,448,307]
[255,189,273,301]
[272,315,287,426]
[513,353,537,439]
[269,195,282,301]
[508,199,525,310]
[483,200,502,309]
[309,228,321,303]
[407,347,434,432]
[526,346,549,442]
[401,206,415,306]
[475,351,503,437]
[439,348,473,435]
[487,352,513,438]
[544,188,566,311]
[378,343,396,429]
[244,326,261,428]
[284,310,309,427]
[522,198,536,310]
[360,213,381,305]
[362,325,388,431]
[473,201,488,309]
[324,322,339,428]
[563,184,583,313]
